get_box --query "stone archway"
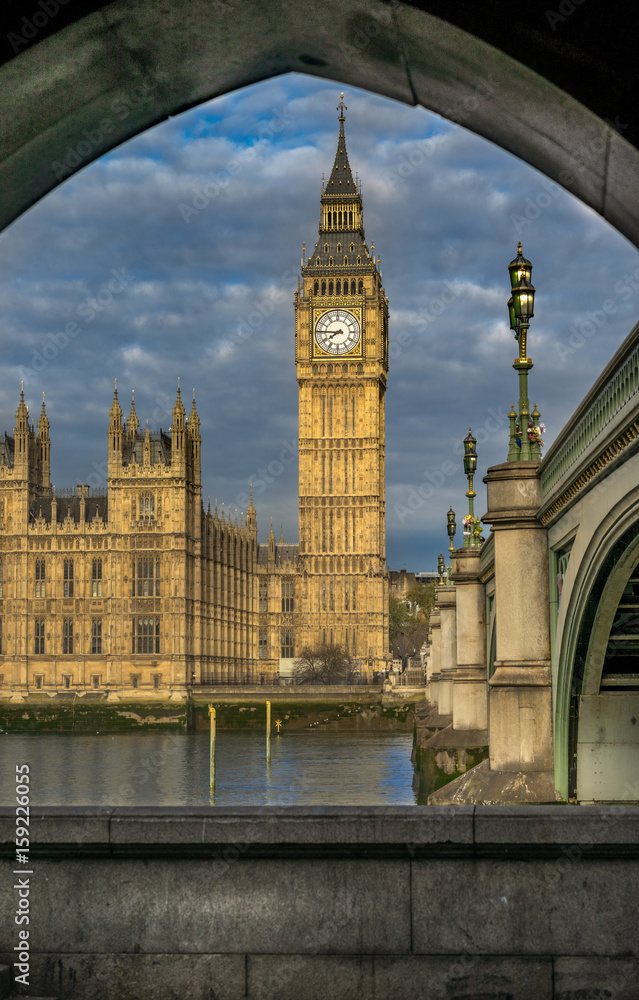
[2,0,639,250]
[556,511,639,801]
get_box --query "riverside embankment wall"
[1,806,638,999]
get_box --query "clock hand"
[328,327,345,340]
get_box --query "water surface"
[1,730,417,806]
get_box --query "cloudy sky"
[1,72,638,571]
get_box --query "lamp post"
[463,428,482,547]
[438,552,445,584]
[507,242,541,461]
[446,505,456,580]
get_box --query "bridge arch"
[555,494,639,801]
[1,1,639,252]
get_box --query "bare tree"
[292,643,353,685]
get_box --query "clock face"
[315,309,361,355]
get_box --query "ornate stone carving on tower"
[294,94,390,678]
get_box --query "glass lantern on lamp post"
[507,243,542,462]
[462,428,483,547]
[446,505,456,580]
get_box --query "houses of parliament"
[0,99,390,700]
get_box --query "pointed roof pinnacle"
[268,517,275,540]
[128,389,139,436]
[326,91,357,196]
[247,484,256,513]
[173,378,185,417]
[38,391,49,432]
[110,379,122,419]
[279,523,284,544]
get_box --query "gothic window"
[92,675,100,688]
[313,364,318,374]
[131,675,139,689]
[327,364,333,374]
[133,557,161,597]
[324,243,329,253]
[35,558,45,598]
[321,280,326,295]
[350,243,354,253]
[314,281,319,295]
[328,279,334,294]
[34,619,45,654]
[64,675,72,689]
[132,616,160,654]
[0,560,3,599]
[345,579,349,610]
[139,493,155,522]
[131,498,136,520]
[153,675,161,689]
[259,630,268,659]
[316,257,320,265]
[357,256,361,265]
[330,579,334,611]
[357,363,363,374]
[63,618,74,654]
[63,558,74,597]
[0,617,2,654]
[350,279,356,294]
[280,629,294,658]
[91,618,102,654]
[343,256,348,265]
[281,581,294,612]
[332,212,337,227]
[337,243,342,253]
[352,629,357,655]
[358,279,363,293]
[329,257,334,267]
[259,580,268,612]
[35,674,42,689]
[342,364,348,374]
[92,558,103,597]
[336,280,341,295]
[352,580,357,610]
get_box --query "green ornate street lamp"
[446,505,456,580]
[437,551,445,584]
[507,242,543,462]
[462,428,482,547]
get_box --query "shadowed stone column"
[427,607,441,711]
[484,462,553,779]
[436,586,457,716]
[450,547,487,731]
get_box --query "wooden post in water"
[266,699,271,764]
[209,705,216,791]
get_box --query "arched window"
[327,364,333,374]
[343,256,348,265]
[314,280,319,295]
[321,280,326,295]
[349,212,353,227]
[358,279,363,294]
[63,558,74,598]
[342,364,348,373]
[350,242,354,252]
[336,280,341,295]
[329,256,334,266]
[139,493,155,522]
[328,280,334,294]
[312,364,318,374]
[357,363,363,373]
[324,243,329,253]
[316,257,320,265]
[337,243,341,253]
[357,255,361,265]
[350,279,356,294]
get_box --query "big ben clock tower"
[294,95,389,679]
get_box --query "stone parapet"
[1,806,638,998]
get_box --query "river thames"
[0,730,417,806]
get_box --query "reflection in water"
[0,730,417,806]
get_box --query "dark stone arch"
[0,1,639,248]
